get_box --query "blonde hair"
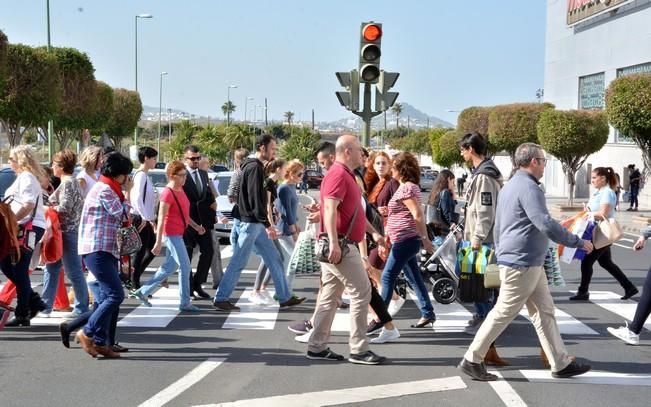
[79,146,102,171]
[10,145,47,182]
[284,159,304,180]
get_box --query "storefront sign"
[578,72,605,109]
[567,0,632,25]
[617,62,651,77]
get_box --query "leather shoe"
[5,316,31,327]
[59,322,70,348]
[111,343,129,353]
[552,360,591,378]
[458,358,498,381]
[569,292,589,301]
[621,288,639,300]
[95,345,121,359]
[193,288,211,299]
[75,330,98,358]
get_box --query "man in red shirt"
[306,135,387,365]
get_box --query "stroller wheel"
[432,277,457,304]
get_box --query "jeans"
[230,218,241,246]
[82,251,124,346]
[0,226,44,318]
[216,222,290,303]
[380,237,435,319]
[630,185,640,209]
[277,235,296,290]
[139,235,193,307]
[42,230,89,314]
[475,300,493,319]
[66,280,119,345]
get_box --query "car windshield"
[215,175,230,195]
[149,172,168,188]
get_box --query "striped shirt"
[386,182,421,243]
[78,182,130,259]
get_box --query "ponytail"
[593,166,617,189]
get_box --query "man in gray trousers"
[458,142,594,381]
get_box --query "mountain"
[326,102,453,131]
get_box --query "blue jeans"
[216,222,290,303]
[82,251,124,346]
[380,237,435,319]
[42,230,89,314]
[230,218,241,246]
[139,235,192,307]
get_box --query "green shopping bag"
[457,243,494,303]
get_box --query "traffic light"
[359,22,382,84]
[375,70,399,112]
[335,70,360,111]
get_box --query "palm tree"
[221,101,236,125]
[284,111,295,127]
[392,103,403,128]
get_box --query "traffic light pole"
[353,83,380,147]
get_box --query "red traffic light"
[362,24,382,42]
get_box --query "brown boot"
[75,330,98,358]
[540,347,550,369]
[95,345,121,359]
[484,345,510,366]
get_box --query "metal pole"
[362,83,372,147]
[227,86,230,126]
[168,108,172,142]
[264,98,268,127]
[134,15,138,146]
[157,72,164,152]
[46,0,54,161]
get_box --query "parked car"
[419,171,436,191]
[304,169,324,189]
[0,167,17,200]
[211,164,229,173]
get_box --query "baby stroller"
[416,221,463,304]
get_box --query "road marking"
[193,376,467,407]
[520,369,651,386]
[612,243,632,250]
[409,291,474,332]
[579,291,651,332]
[518,307,598,336]
[118,286,181,328]
[222,289,279,330]
[138,358,225,407]
[620,238,634,243]
[488,371,528,407]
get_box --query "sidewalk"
[546,196,651,234]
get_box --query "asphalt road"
[1,230,650,407]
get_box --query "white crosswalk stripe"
[222,289,279,330]
[118,286,182,328]
[574,290,651,332]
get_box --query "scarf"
[99,175,125,202]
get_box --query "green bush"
[458,106,491,137]
[435,130,463,168]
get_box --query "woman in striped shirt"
[380,152,436,329]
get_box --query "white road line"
[620,238,634,243]
[408,292,474,332]
[193,376,467,407]
[138,358,225,407]
[118,286,181,328]
[612,243,632,250]
[488,371,528,407]
[520,369,651,386]
[580,290,651,332]
[222,288,279,330]
[518,307,598,336]
[30,311,78,326]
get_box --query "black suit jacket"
[183,168,216,228]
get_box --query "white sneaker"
[259,290,275,305]
[607,322,640,345]
[295,330,313,343]
[370,327,400,344]
[36,311,51,318]
[388,297,406,317]
[249,292,266,305]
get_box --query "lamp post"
[157,71,168,152]
[226,84,237,126]
[167,108,172,142]
[134,13,153,146]
[46,0,54,161]
[244,97,254,123]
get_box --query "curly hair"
[10,145,47,182]
[392,152,420,185]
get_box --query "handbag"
[484,264,500,288]
[316,205,359,265]
[288,222,321,274]
[456,242,493,302]
[592,218,623,249]
[16,195,39,252]
[117,207,142,256]
[41,206,63,264]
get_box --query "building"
[542,0,651,206]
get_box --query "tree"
[166,120,198,159]
[266,123,290,140]
[434,130,464,168]
[0,44,62,147]
[284,111,295,127]
[221,101,236,125]
[85,81,114,144]
[223,123,255,150]
[488,103,553,174]
[279,127,320,166]
[0,30,8,96]
[458,106,491,137]
[105,88,142,150]
[49,47,97,149]
[538,109,609,205]
[606,73,651,179]
[196,124,230,162]
[391,102,402,128]
[390,129,433,156]
[429,127,450,162]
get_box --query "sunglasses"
[175,172,187,177]
[186,156,201,161]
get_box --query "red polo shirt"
[319,161,366,243]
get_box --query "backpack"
[0,198,21,263]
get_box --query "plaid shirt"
[78,182,130,259]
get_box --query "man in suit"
[183,145,216,299]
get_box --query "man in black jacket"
[183,145,215,299]
[213,134,304,311]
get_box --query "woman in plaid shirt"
[76,152,133,359]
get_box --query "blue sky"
[1,0,547,124]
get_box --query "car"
[420,171,436,191]
[0,167,17,200]
[154,162,167,170]
[304,169,324,189]
[213,171,234,241]
[211,164,229,173]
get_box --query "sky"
[1,0,547,125]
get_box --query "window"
[578,72,605,110]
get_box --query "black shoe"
[569,292,589,301]
[367,319,385,335]
[280,296,306,308]
[626,208,634,211]
[193,288,211,299]
[621,287,639,300]
[458,358,498,381]
[5,316,31,327]
[551,360,591,378]
[59,322,70,348]
[213,300,240,312]
[306,348,344,361]
[338,301,350,310]
[411,316,436,328]
[348,350,386,365]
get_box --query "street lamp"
[46,0,54,161]
[244,97,254,123]
[167,108,172,142]
[134,13,153,146]
[157,71,168,152]
[226,84,237,126]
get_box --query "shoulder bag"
[592,218,623,249]
[117,206,142,256]
[316,204,359,265]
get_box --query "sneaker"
[249,291,266,305]
[36,311,52,318]
[128,289,138,299]
[279,295,306,308]
[213,300,240,312]
[288,319,313,334]
[133,290,152,307]
[295,330,313,343]
[366,319,385,335]
[370,327,400,344]
[179,304,201,312]
[607,322,640,345]
[259,290,275,304]
[61,312,83,320]
[466,314,484,327]
[348,350,386,365]
[387,297,405,317]
[551,360,591,378]
[306,348,345,361]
